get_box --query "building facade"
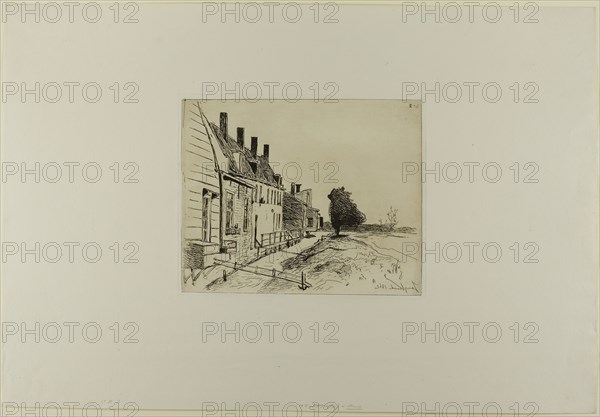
[207,116,285,253]
[182,100,225,270]
[283,183,322,235]
[182,101,289,271]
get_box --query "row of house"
[283,183,323,233]
[182,100,323,271]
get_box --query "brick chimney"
[295,184,301,193]
[237,127,244,148]
[251,137,258,157]
[290,182,296,194]
[263,144,269,161]
[219,112,228,139]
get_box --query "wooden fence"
[214,259,310,290]
[259,229,303,248]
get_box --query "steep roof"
[209,122,280,188]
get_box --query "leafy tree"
[327,187,366,236]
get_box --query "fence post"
[223,269,227,282]
[300,272,307,290]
